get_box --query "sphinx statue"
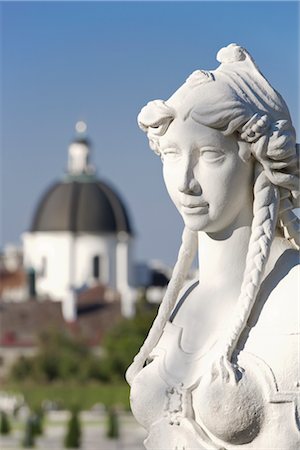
[127,44,299,449]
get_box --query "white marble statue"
[127,44,299,449]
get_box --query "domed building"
[22,124,136,319]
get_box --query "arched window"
[28,268,36,297]
[41,257,47,277]
[92,255,101,280]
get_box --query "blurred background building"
[2,123,138,317]
[0,123,171,377]
[22,122,136,320]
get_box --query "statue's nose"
[178,170,201,195]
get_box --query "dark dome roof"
[30,179,133,235]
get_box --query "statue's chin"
[181,214,210,233]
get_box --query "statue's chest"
[171,284,238,355]
[131,321,300,449]
[155,322,299,447]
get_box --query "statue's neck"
[197,223,252,291]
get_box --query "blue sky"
[1,1,299,265]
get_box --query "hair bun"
[216,43,247,63]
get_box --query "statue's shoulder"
[269,250,299,303]
[249,248,299,334]
[244,251,298,391]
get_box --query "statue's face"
[160,116,254,235]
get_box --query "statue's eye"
[200,148,225,163]
[161,147,180,159]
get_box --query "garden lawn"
[3,382,130,411]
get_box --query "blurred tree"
[22,415,35,448]
[0,410,11,435]
[10,356,32,380]
[10,329,99,383]
[64,409,81,448]
[106,407,119,439]
[100,296,158,380]
[9,294,159,383]
[31,408,43,436]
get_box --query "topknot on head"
[216,43,247,63]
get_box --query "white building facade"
[22,129,135,319]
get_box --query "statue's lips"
[181,203,209,214]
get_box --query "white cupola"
[22,122,136,320]
[67,121,94,176]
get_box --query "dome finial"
[68,121,91,176]
[75,120,87,134]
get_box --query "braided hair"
[126,44,299,386]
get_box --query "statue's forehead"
[166,77,236,115]
[158,115,236,149]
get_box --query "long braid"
[126,227,197,385]
[221,170,280,361]
[278,188,300,249]
[245,120,299,250]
